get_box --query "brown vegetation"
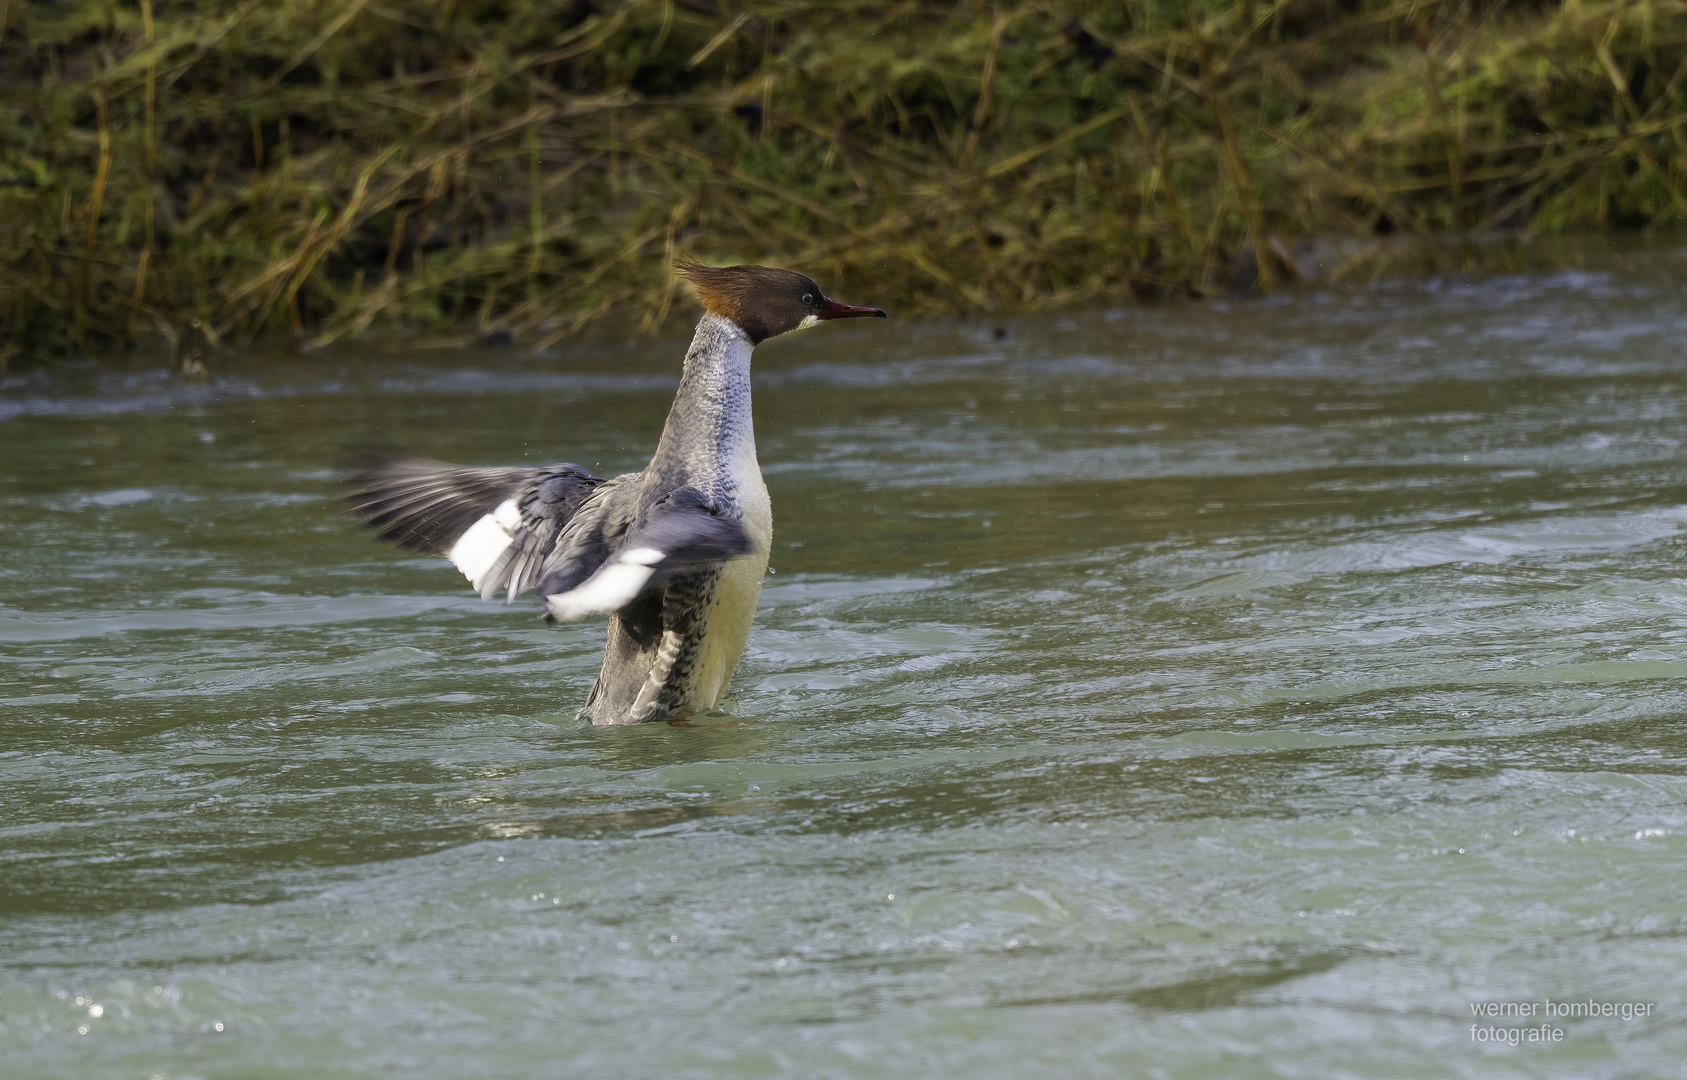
[1,0,1684,360]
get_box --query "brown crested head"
[677,259,886,344]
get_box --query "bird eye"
[801,293,815,305]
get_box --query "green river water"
[4,257,1687,1078]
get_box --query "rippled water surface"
[6,259,1687,1078]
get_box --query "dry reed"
[1,0,1684,359]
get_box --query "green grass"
[2,0,1684,361]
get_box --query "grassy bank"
[2,0,1685,361]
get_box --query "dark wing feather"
[483,465,620,601]
[528,474,641,598]
[344,460,529,554]
[630,486,754,583]
[345,458,612,601]
[540,485,752,621]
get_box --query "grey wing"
[540,485,753,622]
[345,459,611,601]
[343,459,530,555]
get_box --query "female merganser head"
[677,259,886,344]
[347,261,887,725]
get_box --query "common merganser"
[346,261,886,725]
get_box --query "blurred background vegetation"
[2,0,1684,361]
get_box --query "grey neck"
[647,313,757,490]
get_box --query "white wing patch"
[447,498,521,593]
[544,546,666,622]
[620,546,665,567]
